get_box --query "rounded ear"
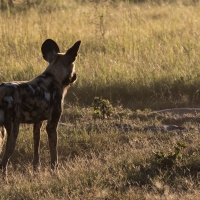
[41,39,60,63]
[65,41,81,63]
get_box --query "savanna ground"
[1,0,200,199]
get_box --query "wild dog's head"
[41,39,81,87]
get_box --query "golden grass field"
[1,0,200,199]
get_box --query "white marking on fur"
[28,84,35,95]
[0,109,4,124]
[44,92,50,101]
[4,83,18,89]
[3,95,13,108]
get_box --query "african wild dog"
[0,39,81,178]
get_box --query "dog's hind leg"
[33,121,43,171]
[0,109,20,180]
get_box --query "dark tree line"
[0,0,34,10]
[1,0,14,9]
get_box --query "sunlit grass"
[1,1,200,109]
[73,2,200,108]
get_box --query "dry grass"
[1,0,200,199]
[1,115,200,199]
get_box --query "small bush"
[92,96,113,119]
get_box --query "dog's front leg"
[46,99,62,170]
[33,121,43,171]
